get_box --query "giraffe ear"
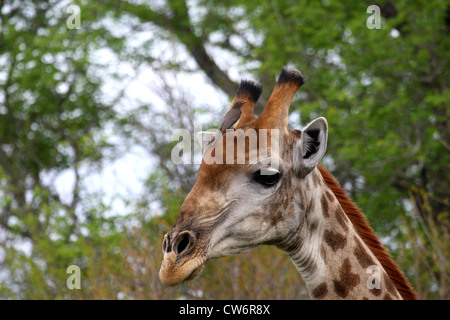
[294,117,328,177]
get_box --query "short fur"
[256,68,305,130]
[318,165,418,300]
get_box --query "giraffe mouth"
[159,252,206,286]
[185,264,204,281]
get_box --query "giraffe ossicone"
[159,67,417,300]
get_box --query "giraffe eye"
[252,170,280,187]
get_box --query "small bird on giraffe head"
[218,100,247,134]
[207,100,247,145]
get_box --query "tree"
[0,0,127,298]
[0,0,448,299]
[113,0,449,298]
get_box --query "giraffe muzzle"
[160,230,206,286]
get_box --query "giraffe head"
[159,68,328,286]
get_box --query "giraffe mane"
[318,165,418,300]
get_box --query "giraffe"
[159,67,417,300]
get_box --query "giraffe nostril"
[174,231,195,255]
[162,234,171,253]
[176,233,190,254]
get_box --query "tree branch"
[121,0,267,113]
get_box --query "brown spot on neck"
[320,194,329,218]
[312,282,328,299]
[325,189,334,203]
[333,258,360,298]
[370,287,382,297]
[384,272,397,295]
[335,206,349,232]
[354,236,376,269]
[324,230,347,251]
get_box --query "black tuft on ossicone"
[236,79,263,102]
[277,67,305,87]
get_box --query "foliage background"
[0,0,448,299]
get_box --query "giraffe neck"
[277,169,402,300]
